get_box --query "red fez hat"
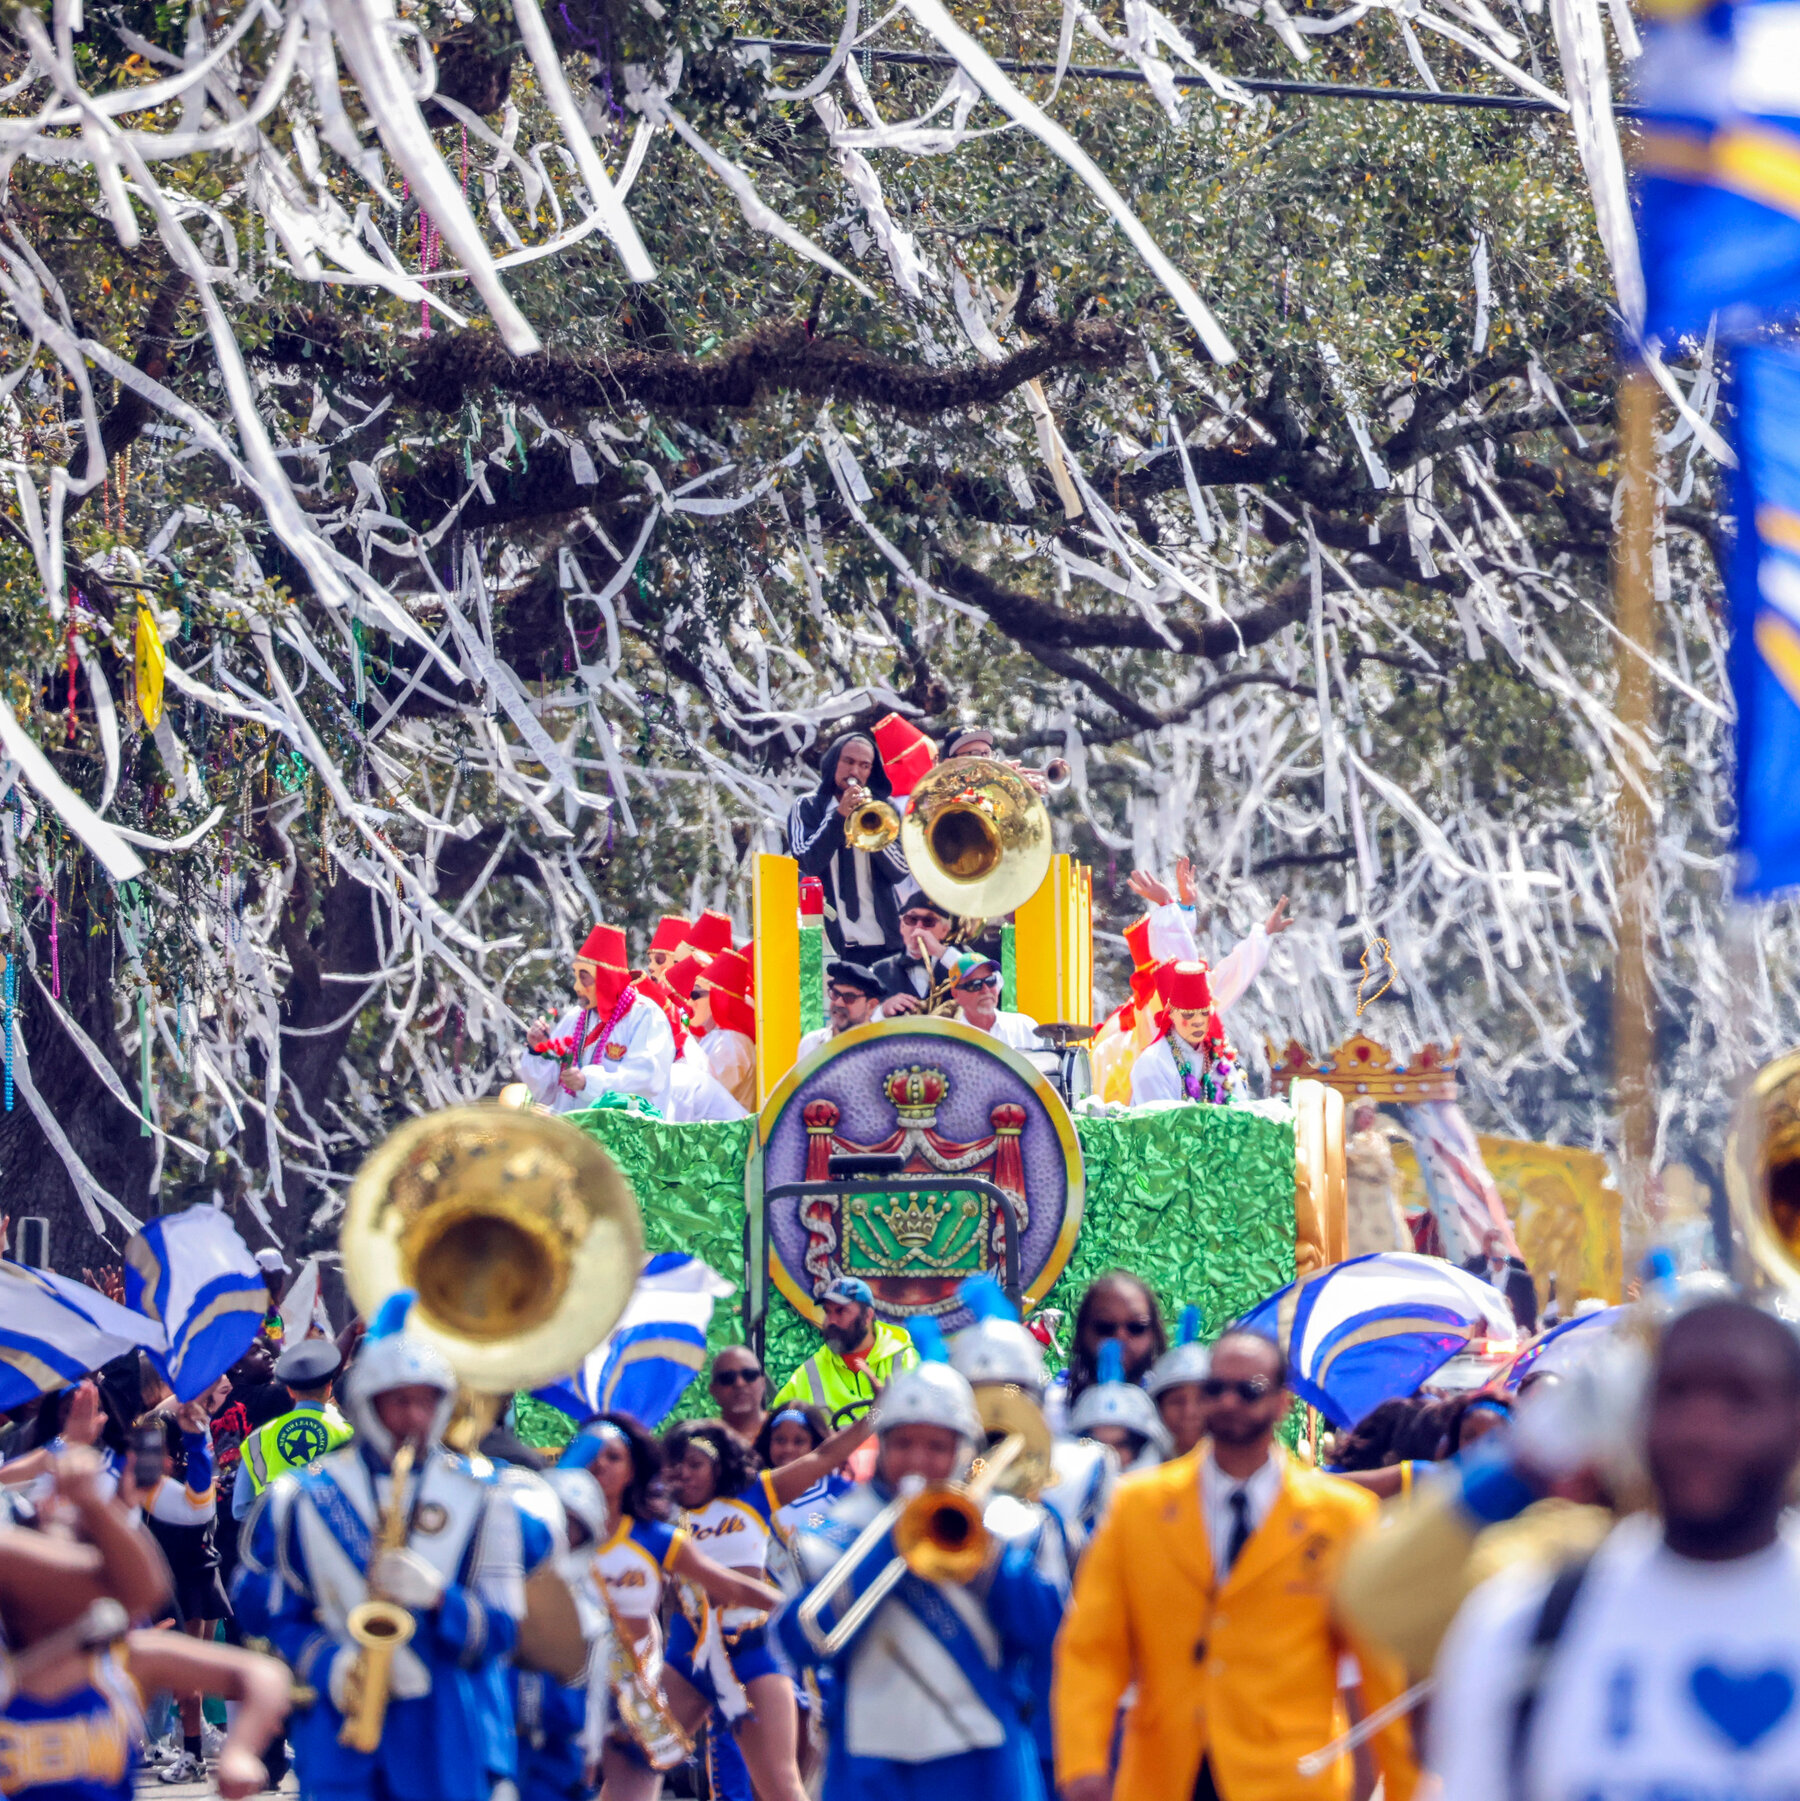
[1156,960,1215,1012]
[649,915,692,955]
[1124,915,1156,973]
[702,948,754,1000]
[664,950,712,1001]
[870,712,937,798]
[576,924,628,968]
[688,911,734,955]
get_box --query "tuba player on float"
[234,1296,527,1801]
[771,1358,1064,1801]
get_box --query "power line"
[733,35,1645,117]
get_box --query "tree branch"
[258,312,1135,419]
[938,558,1309,658]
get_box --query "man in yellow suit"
[1053,1330,1418,1801]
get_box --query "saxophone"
[597,1579,692,1770]
[338,1441,418,1753]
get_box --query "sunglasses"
[712,1368,763,1387]
[901,912,946,927]
[828,987,874,1004]
[1090,1318,1155,1339]
[955,976,1000,992]
[1200,1376,1275,1403]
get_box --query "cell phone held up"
[130,1422,167,1493]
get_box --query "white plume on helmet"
[873,1361,983,1445]
[1146,1341,1212,1398]
[1069,1378,1173,1465]
[951,1317,1046,1395]
[344,1292,457,1463]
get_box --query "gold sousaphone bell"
[1725,1049,1800,1287]
[340,1105,645,1684]
[901,756,1054,919]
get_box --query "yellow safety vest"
[770,1320,918,1418]
[241,1401,353,1494]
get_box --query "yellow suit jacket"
[1053,1445,1418,1801]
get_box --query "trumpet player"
[787,734,911,963]
[771,1361,1065,1801]
[233,1298,527,1801]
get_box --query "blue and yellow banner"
[1635,0,1800,341]
[1731,344,1800,894]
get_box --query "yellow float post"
[753,853,800,1107]
[1013,855,1094,1026]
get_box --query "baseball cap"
[255,1248,290,1275]
[948,953,1001,986]
[820,1277,875,1308]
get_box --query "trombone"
[795,1384,1051,1657]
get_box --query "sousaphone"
[341,1104,645,1681]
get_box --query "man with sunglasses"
[1055,1329,1418,1801]
[947,952,1042,1051]
[707,1346,769,1443]
[873,889,962,1016]
[795,962,887,1064]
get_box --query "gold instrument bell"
[846,796,902,853]
[340,1103,644,1394]
[901,756,1054,918]
[1725,1049,1800,1286]
[340,1105,645,1685]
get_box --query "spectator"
[1062,1271,1168,1412]
[708,1345,769,1445]
[769,1278,917,1420]
[1327,1397,1419,1472]
[1432,1298,1800,1801]
[139,1375,234,1784]
[1460,1226,1538,1333]
[1054,1329,1418,1801]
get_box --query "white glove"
[370,1548,447,1611]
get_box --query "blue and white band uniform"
[771,1480,1066,1801]
[232,1442,525,1801]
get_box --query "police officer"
[772,1361,1064,1801]
[234,1298,526,1801]
[232,1340,353,1521]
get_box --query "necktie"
[1224,1488,1253,1573]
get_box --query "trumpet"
[844,785,901,853]
[796,1387,1051,1657]
[338,1442,418,1753]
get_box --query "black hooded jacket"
[787,732,910,957]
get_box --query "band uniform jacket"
[1052,1445,1418,1801]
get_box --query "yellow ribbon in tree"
[135,603,165,730]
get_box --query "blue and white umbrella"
[0,1262,165,1409]
[536,1253,736,1430]
[1504,1306,1628,1390]
[124,1205,268,1401]
[1237,1251,1519,1428]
